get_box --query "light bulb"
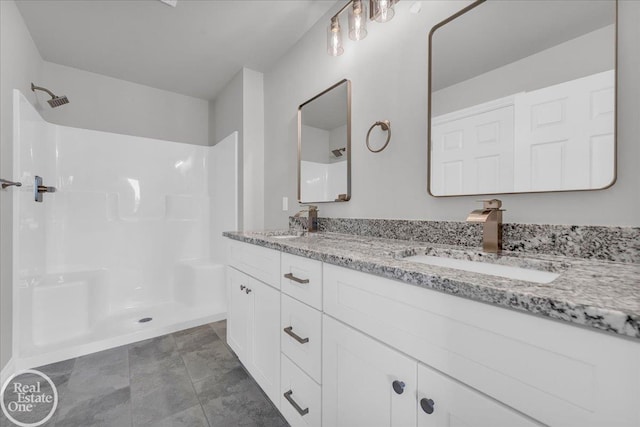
[375,0,395,23]
[348,0,368,41]
[327,16,344,56]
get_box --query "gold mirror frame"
[297,79,352,203]
[427,0,618,198]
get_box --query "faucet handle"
[476,199,502,210]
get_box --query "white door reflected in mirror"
[429,0,616,196]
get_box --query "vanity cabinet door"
[227,267,281,407]
[417,363,540,427]
[323,315,417,427]
[245,277,281,407]
[227,266,250,358]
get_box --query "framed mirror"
[428,0,617,197]
[298,79,351,203]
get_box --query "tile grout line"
[174,331,213,427]
[127,342,134,427]
[51,356,77,426]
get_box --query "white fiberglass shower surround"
[11,90,238,370]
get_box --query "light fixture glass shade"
[375,0,395,23]
[327,17,344,56]
[348,0,368,41]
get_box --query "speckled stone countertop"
[224,230,640,340]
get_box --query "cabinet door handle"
[245,288,252,294]
[420,398,435,414]
[283,326,309,344]
[284,390,309,416]
[240,285,246,290]
[392,380,405,394]
[284,273,310,284]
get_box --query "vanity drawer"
[323,263,640,427]
[281,252,322,309]
[228,239,280,289]
[280,354,321,427]
[281,294,322,383]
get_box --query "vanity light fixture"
[327,0,399,56]
[328,16,344,56]
[371,0,396,23]
[349,0,368,41]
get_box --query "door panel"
[323,315,417,427]
[247,277,281,407]
[227,266,250,359]
[514,70,615,191]
[417,363,541,427]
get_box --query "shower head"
[331,148,346,157]
[31,83,69,108]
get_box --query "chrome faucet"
[294,205,319,233]
[466,199,504,253]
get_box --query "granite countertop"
[223,230,640,340]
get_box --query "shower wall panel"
[14,89,235,320]
[48,125,211,312]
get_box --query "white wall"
[0,0,43,372]
[263,0,640,228]
[209,132,239,263]
[39,61,209,145]
[242,68,265,231]
[433,25,615,116]
[329,124,347,163]
[209,68,265,232]
[209,70,244,147]
[302,125,331,163]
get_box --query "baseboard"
[0,357,16,386]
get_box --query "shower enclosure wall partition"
[12,90,238,370]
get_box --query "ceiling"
[301,82,347,131]
[432,0,615,91]
[16,0,337,100]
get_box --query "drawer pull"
[284,326,310,344]
[284,273,310,284]
[284,390,309,416]
[420,398,435,414]
[240,285,246,290]
[392,380,405,395]
[245,288,252,294]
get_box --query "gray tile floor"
[1,321,289,427]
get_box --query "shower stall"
[11,90,238,370]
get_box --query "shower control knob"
[392,380,405,395]
[245,288,252,294]
[420,398,435,414]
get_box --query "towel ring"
[366,120,391,153]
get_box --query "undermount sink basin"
[399,248,568,284]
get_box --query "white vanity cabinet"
[416,363,540,427]
[322,315,417,427]
[227,266,251,358]
[322,315,539,427]
[227,241,282,407]
[323,263,640,427]
[279,253,324,427]
[226,238,640,427]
